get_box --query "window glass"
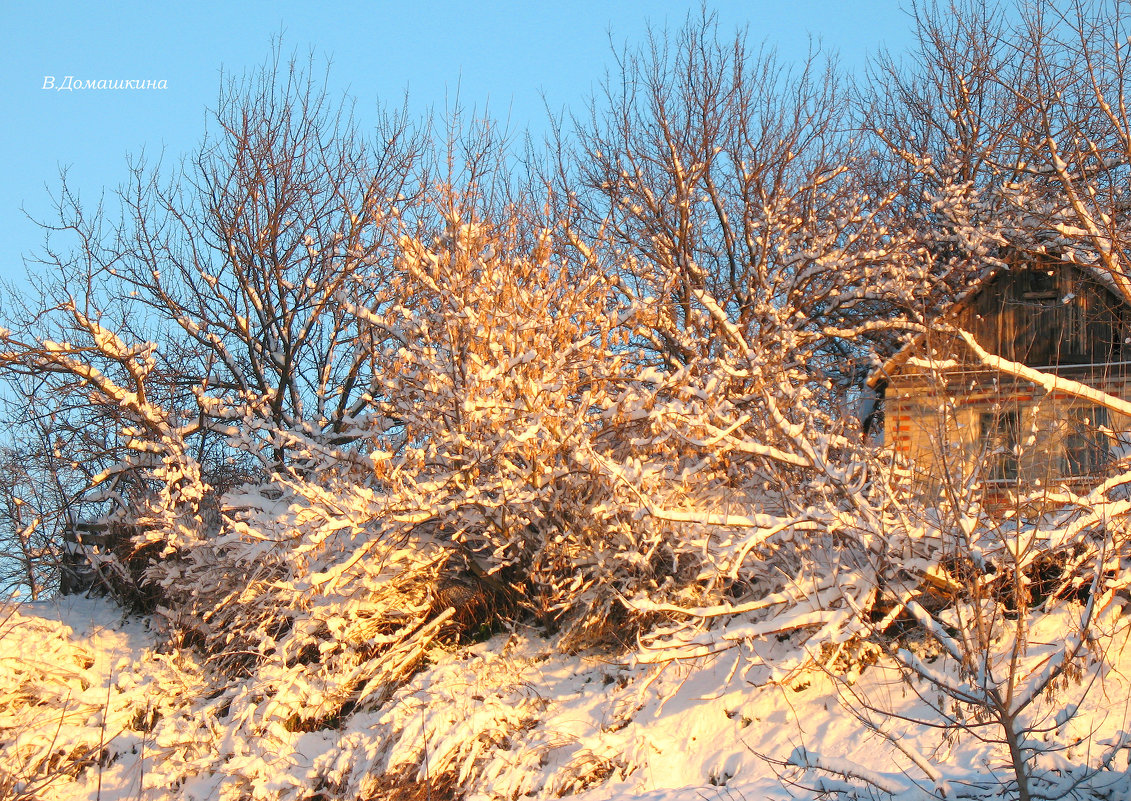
[1063,405,1110,475]
[980,409,1020,481]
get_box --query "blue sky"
[0,1,913,285]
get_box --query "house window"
[1062,406,1110,476]
[980,409,1020,481]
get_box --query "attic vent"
[1021,271,1059,303]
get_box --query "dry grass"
[359,765,463,801]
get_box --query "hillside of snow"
[3,593,1130,801]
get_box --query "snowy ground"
[3,595,1131,800]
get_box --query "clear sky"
[0,1,913,286]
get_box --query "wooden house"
[867,256,1131,498]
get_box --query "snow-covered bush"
[783,465,1131,799]
[346,214,726,646]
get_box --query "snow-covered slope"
[4,595,1130,801]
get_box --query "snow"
[3,591,1130,801]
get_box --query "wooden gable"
[954,259,1131,369]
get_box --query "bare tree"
[108,47,430,470]
[558,9,922,392]
[0,47,430,599]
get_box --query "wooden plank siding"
[955,258,1131,367]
